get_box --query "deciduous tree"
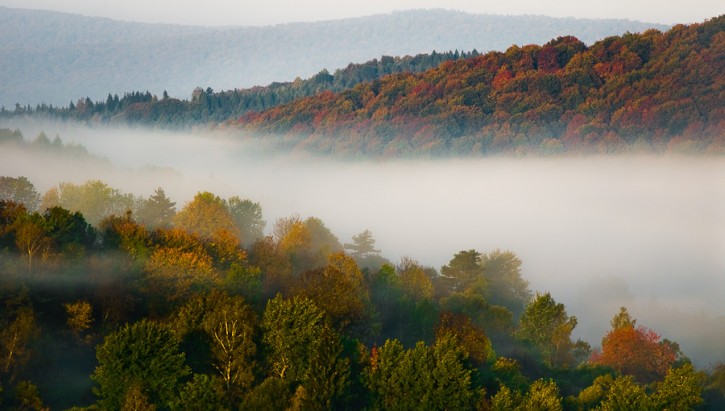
[92,319,190,410]
[174,192,237,239]
[201,292,257,399]
[516,292,578,367]
[0,176,40,211]
[227,196,265,246]
[364,333,473,410]
[652,362,703,410]
[591,308,677,383]
[292,252,368,330]
[439,249,485,295]
[0,307,37,381]
[44,180,135,226]
[261,295,348,408]
[480,249,531,319]
[599,375,652,411]
[14,215,51,276]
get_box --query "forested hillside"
[0,7,669,109]
[230,16,724,157]
[1,173,723,409]
[8,50,482,126]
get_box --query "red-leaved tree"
[591,308,677,383]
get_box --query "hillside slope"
[0,7,668,108]
[231,16,724,157]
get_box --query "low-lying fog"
[2,121,724,367]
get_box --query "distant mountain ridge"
[0,7,669,108]
[230,16,724,157]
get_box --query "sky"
[0,0,721,26]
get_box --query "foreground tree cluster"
[0,175,723,410]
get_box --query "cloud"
[2,120,723,366]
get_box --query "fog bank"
[2,121,723,367]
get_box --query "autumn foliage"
[590,324,677,383]
[231,16,724,156]
[1,169,723,407]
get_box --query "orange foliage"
[590,325,677,383]
[233,16,724,157]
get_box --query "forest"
[0,9,723,411]
[3,50,481,127]
[7,16,721,157]
[0,7,667,110]
[0,168,724,410]
[226,16,724,157]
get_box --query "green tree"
[435,311,494,365]
[439,291,514,338]
[516,292,578,367]
[575,374,613,410]
[227,196,265,246]
[121,383,156,411]
[610,306,636,329]
[13,215,51,277]
[439,250,485,295]
[173,374,227,411]
[490,378,562,411]
[292,252,369,330]
[428,332,474,410]
[364,334,473,410]
[92,319,190,410]
[42,206,96,256]
[200,292,257,399]
[100,214,152,260]
[0,176,40,211]
[136,187,176,229]
[491,357,529,393]
[399,258,434,302]
[240,377,292,411]
[599,375,652,411]
[480,249,531,319]
[652,363,703,410]
[299,325,350,410]
[261,295,329,382]
[521,379,563,411]
[344,229,385,269]
[43,180,135,226]
[491,384,521,411]
[261,295,348,408]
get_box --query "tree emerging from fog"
[0,176,721,409]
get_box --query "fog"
[2,121,724,367]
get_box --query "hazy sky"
[1,0,721,26]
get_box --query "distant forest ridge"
[6,49,482,125]
[225,15,724,157]
[0,7,669,108]
[3,14,723,157]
